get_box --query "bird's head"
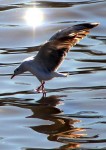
[11,63,27,79]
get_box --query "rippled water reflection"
[0,0,106,149]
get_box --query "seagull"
[11,22,99,96]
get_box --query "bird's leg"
[37,84,43,91]
[40,81,46,97]
[35,81,46,96]
[35,82,43,92]
[41,81,45,91]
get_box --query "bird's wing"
[35,23,99,72]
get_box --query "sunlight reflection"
[24,7,44,28]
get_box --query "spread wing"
[35,23,99,72]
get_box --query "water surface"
[0,0,106,149]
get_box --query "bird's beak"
[11,74,15,79]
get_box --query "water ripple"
[0,0,106,149]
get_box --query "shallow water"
[0,0,106,149]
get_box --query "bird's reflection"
[26,95,84,149]
[0,94,85,149]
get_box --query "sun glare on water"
[24,8,44,28]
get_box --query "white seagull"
[11,22,99,96]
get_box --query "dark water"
[0,0,106,149]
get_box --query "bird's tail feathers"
[53,72,68,77]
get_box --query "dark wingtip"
[83,22,100,29]
[75,22,100,30]
[89,22,100,27]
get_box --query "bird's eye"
[14,68,19,73]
